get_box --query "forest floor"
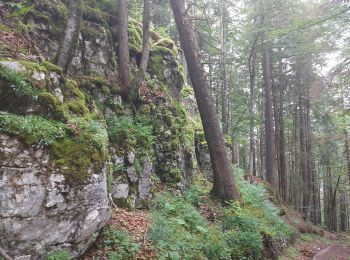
[84,205,350,260]
[281,231,350,259]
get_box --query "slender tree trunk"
[181,46,188,84]
[220,0,228,134]
[339,189,348,231]
[292,103,299,209]
[305,95,318,224]
[277,60,287,202]
[259,93,266,179]
[311,159,320,224]
[55,0,82,72]
[248,47,257,176]
[346,131,350,185]
[324,164,331,229]
[139,0,151,73]
[298,64,310,218]
[117,0,131,99]
[331,175,340,231]
[170,0,241,202]
[272,74,282,196]
[279,95,287,201]
[261,45,278,190]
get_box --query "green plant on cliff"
[51,117,108,184]
[0,112,67,145]
[5,1,33,17]
[47,250,71,260]
[0,65,39,99]
[128,19,143,52]
[107,115,155,151]
[70,116,108,152]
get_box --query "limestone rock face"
[0,134,111,259]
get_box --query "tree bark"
[117,0,131,99]
[298,63,311,218]
[279,91,287,201]
[248,43,257,176]
[345,131,350,185]
[55,0,82,72]
[220,0,228,134]
[139,0,151,73]
[170,0,241,202]
[261,45,278,190]
[339,189,348,231]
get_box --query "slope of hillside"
[0,1,348,260]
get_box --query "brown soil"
[83,208,156,260]
[313,244,350,260]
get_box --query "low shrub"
[148,193,230,260]
[0,65,39,99]
[0,111,67,145]
[148,168,294,260]
[103,227,140,260]
[107,115,155,151]
[47,250,71,260]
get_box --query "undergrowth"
[107,115,155,151]
[47,250,71,260]
[147,168,294,260]
[0,65,39,99]
[103,227,140,260]
[0,111,67,145]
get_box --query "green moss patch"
[107,115,155,153]
[148,55,165,82]
[81,21,106,41]
[40,61,63,74]
[51,117,108,185]
[83,5,109,24]
[0,64,39,99]
[37,92,69,121]
[152,38,178,57]
[24,8,66,40]
[128,19,143,52]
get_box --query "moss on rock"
[128,20,143,52]
[83,5,109,24]
[40,61,63,74]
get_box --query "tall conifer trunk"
[170,0,241,202]
[117,0,131,99]
[139,0,151,73]
[261,45,278,190]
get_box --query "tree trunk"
[273,59,288,201]
[261,45,278,189]
[324,164,331,229]
[55,0,82,72]
[345,131,350,185]
[331,175,340,231]
[170,0,241,202]
[279,94,287,201]
[305,95,318,224]
[139,0,151,73]
[298,63,310,218]
[248,45,257,176]
[220,0,228,134]
[339,189,348,231]
[117,0,131,99]
[180,46,188,84]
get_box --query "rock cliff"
[0,0,209,258]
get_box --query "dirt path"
[313,244,350,260]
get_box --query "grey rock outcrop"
[0,134,111,259]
